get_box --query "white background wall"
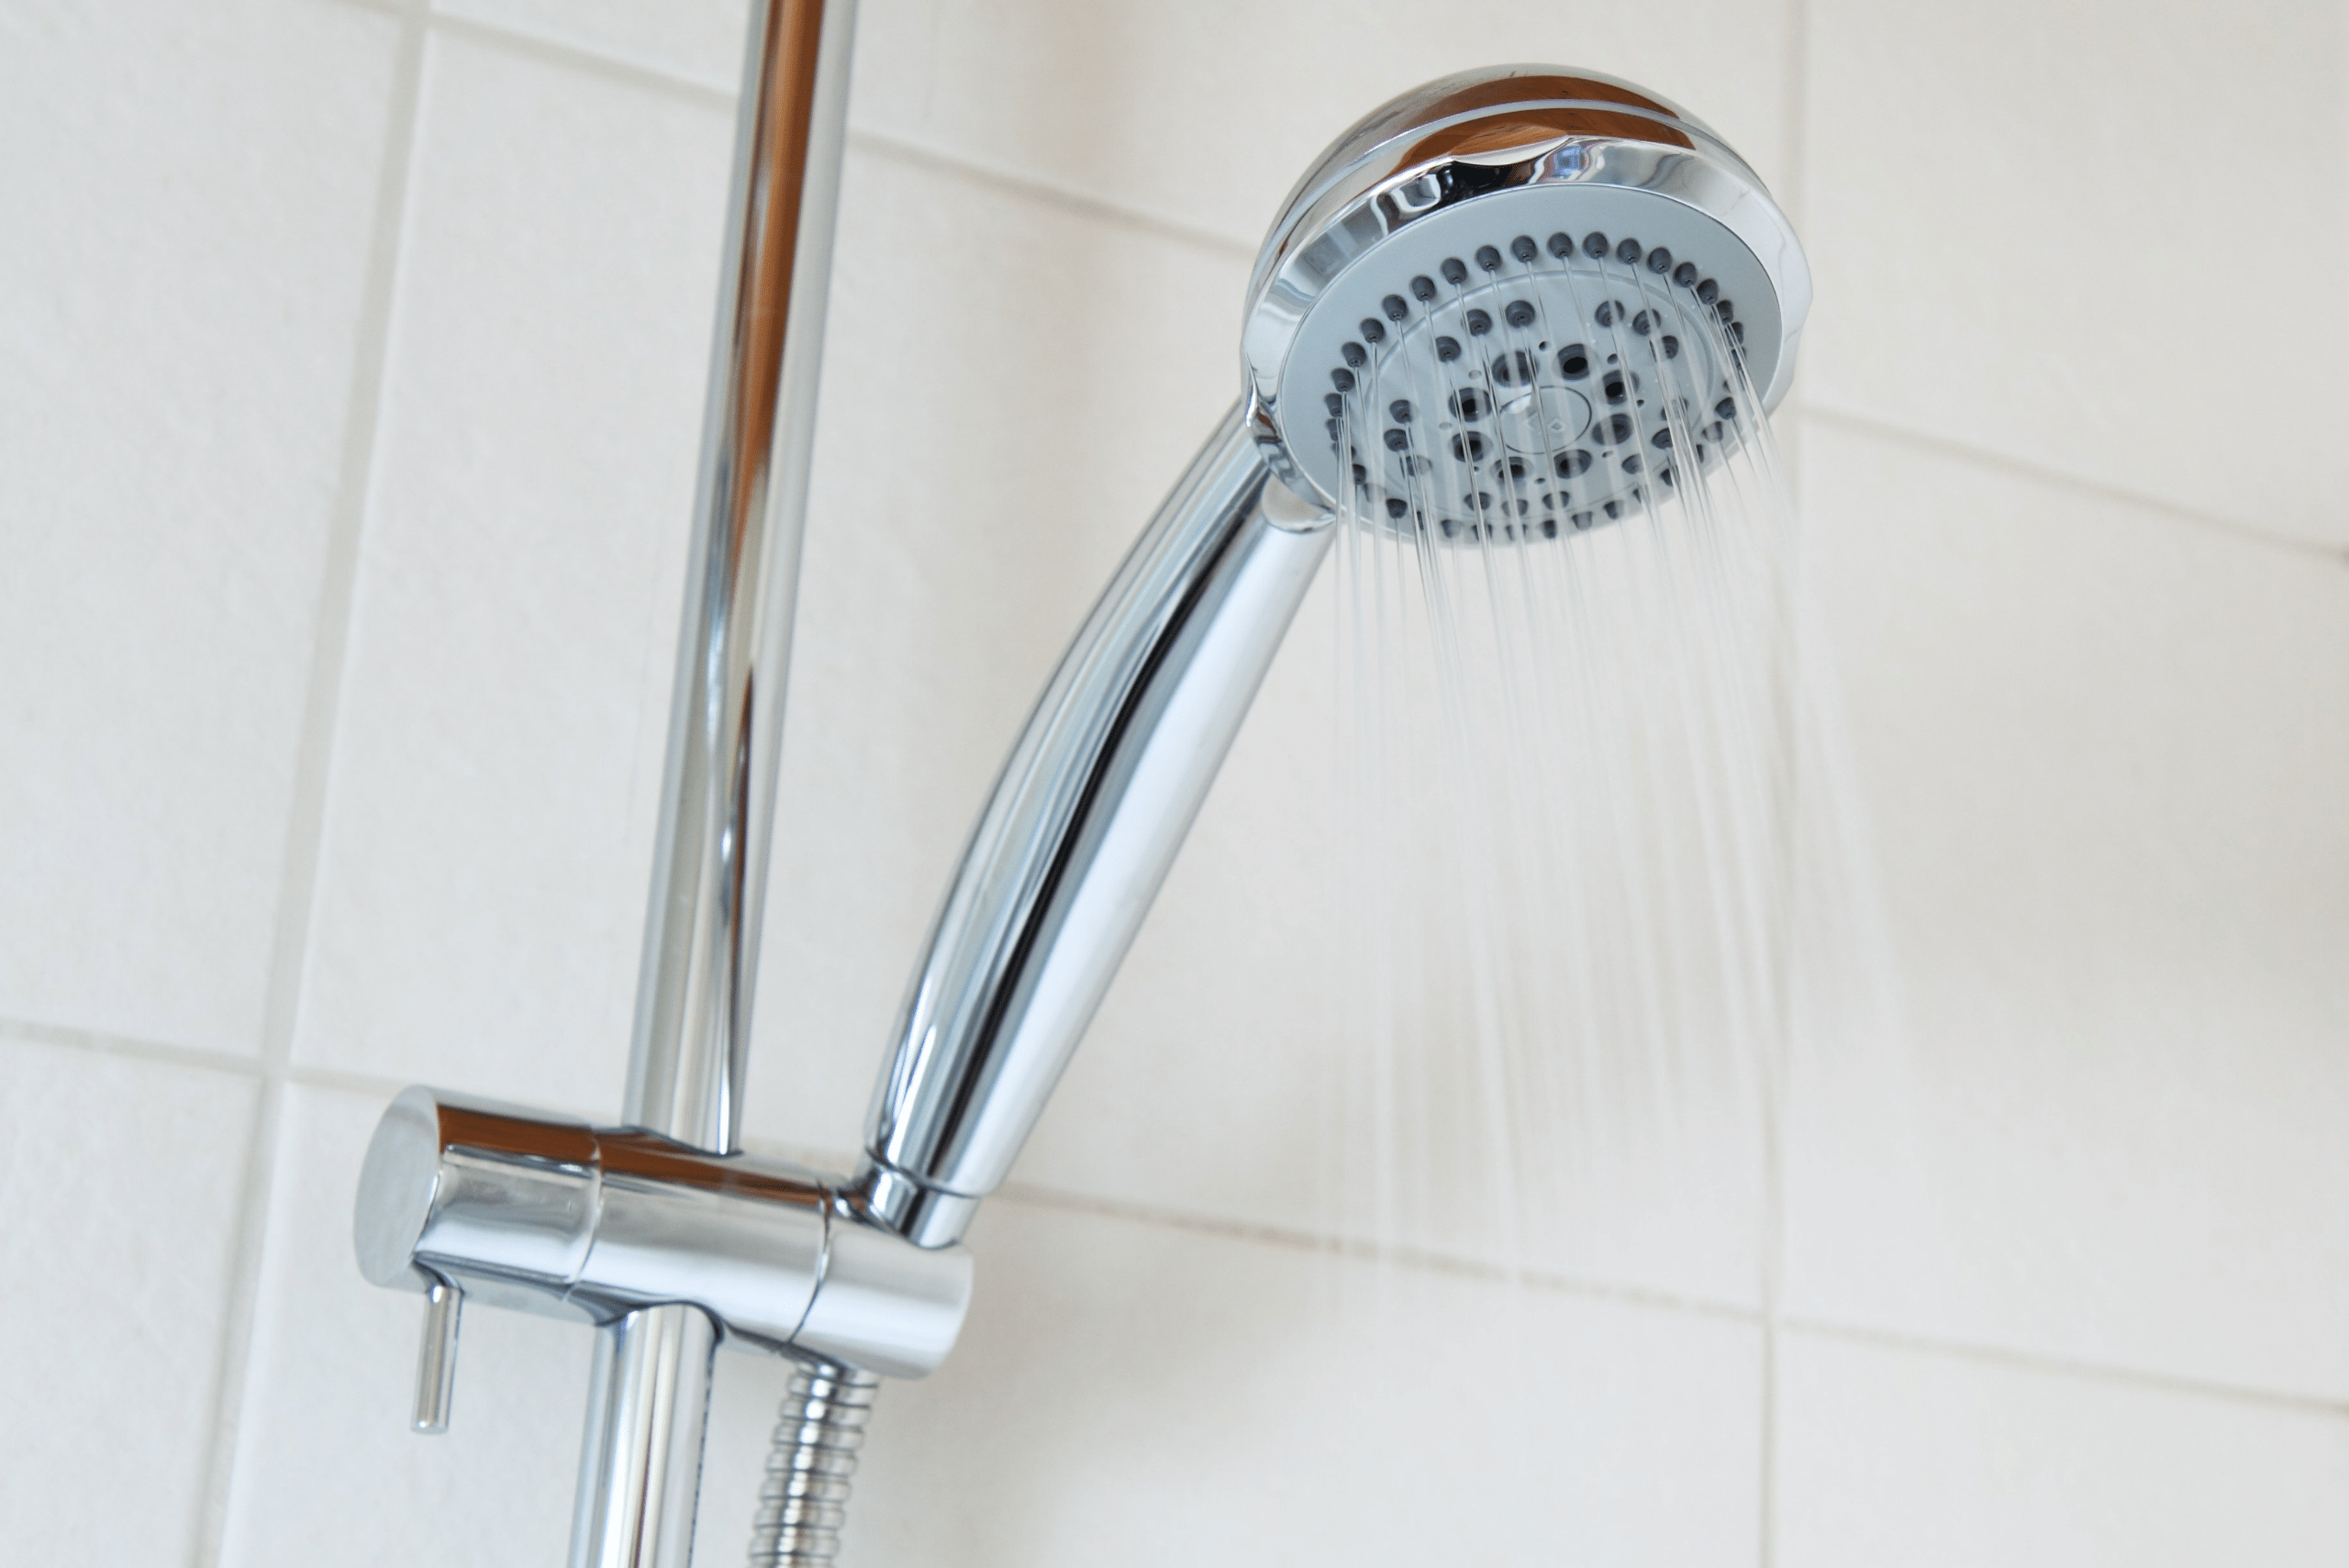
[5,0,2348,1562]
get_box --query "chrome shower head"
[855,67,1810,1250]
[1241,67,1809,539]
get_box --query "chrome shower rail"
[585,0,856,1556]
[353,5,958,1568]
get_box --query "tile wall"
[3,0,2344,1562]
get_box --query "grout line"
[844,127,1260,262]
[284,1061,423,1100]
[1800,404,2349,569]
[0,1016,264,1081]
[1757,8,1810,1557]
[425,6,733,106]
[748,1138,2349,1426]
[416,6,1261,265]
[1002,1176,2349,1428]
[0,1013,534,1108]
[1778,1314,2349,1423]
[188,13,433,1566]
[1775,0,1810,234]
[991,1178,1769,1329]
[728,1127,1766,1328]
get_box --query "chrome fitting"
[355,1087,973,1430]
[843,1160,984,1252]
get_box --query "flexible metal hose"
[748,1360,876,1565]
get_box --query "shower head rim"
[1251,66,1751,297]
[1241,67,1809,508]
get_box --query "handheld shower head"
[855,66,1808,1247]
[1243,67,1808,537]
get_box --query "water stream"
[1319,281,1816,1310]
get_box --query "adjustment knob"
[412,1276,462,1434]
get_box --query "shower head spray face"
[1242,67,1809,539]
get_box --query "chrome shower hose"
[749,1360,877,1566]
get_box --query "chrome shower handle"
[854,403,1336,1248]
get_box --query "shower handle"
[854,403,1337,1248]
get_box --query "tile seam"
[990,1177,1768,1329]
[425,6,734,106]
[275,1061,617,1124]
[1778,1314,2349,1422]
[824,1161,2349,1426]
[0,1016,263,1082]
[1008,1180,2349,1424]
[1801,403,2349,568]
[283,1061,437,1100]
[188,11,433,1565]
[844,126,1260,261]
[726,1132,1768,1325]
[1764,5,1812,1561]
[504,1137,2349,1422]
[408,7,1264,263]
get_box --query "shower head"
[855,66,1809,1249]
[1241,66,1809,538]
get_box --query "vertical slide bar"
[573,1308,724,1568]
[629,0,856,1156]
[572,0,857,1564]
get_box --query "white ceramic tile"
[699,1196,1764,1567]
[437,0,1794,249]
[739,145,1250,1156]
[1776,1330,2349,1568]
[0,1034,256,1562]
[295,34,729,1106]
[0,0,399,1051]
[219,1084,588,1566]
[1785,417,2349,1400]
[1802,0,2349,548]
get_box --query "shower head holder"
[352,1087,973,1432]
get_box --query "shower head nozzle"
[1241,66,1809,534]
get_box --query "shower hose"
[748,1359,877,1565]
